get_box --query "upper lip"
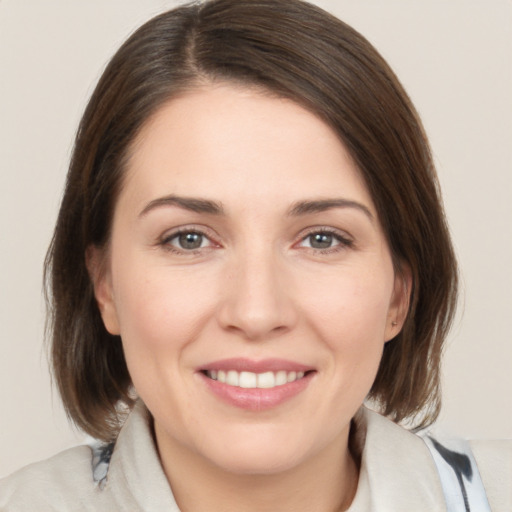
[199,358,315,373]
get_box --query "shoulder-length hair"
[46,0,458,441]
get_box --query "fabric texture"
[0,401,510,511]
[421,435,492,511]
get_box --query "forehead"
[121,83,375,215]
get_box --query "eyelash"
[159,226,219,255]
[158,226,354,255]
[297,227,354,254]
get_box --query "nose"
[216,251,298,341]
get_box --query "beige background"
[0,0,511,478]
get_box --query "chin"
[195,427,314,475]
[210,447,304,476]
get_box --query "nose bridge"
[217,240,296,340]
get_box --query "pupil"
[179,232,202,249]
[310,233,332,249]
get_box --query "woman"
[0,0,509,510]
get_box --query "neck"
[154,421,359,512]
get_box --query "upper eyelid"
[296,225,353,241]
[160,225,218,241]
[163,230,211,244]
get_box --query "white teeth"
[226,370,239,386]
[257,371,275,388]
[205,369,308,389]
[239,371,257,388]
[275,371,287,386]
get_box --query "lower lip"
[198,372,314,411]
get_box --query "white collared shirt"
[1,401,510,511]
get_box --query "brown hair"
[45,0,458,441]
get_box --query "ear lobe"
[384,264,412,342]
[85,245,121,335]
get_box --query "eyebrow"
[287,198,374,221]
[139,194,225,217]
[139,194,373,221]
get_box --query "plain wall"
[1,0,511,478]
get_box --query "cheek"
[299,265,393,388]
[110,253,218,357]
[303,269,393,342]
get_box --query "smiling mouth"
[202,369,312,389]
[199,360,315,410]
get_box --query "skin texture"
[90,84,410,512]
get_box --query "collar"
[348,407,446,511]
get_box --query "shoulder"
[471,438,512,512]
[0,444,105,511]
[351,407,448,510]
[0,401,167,511]
[356,407,511,511]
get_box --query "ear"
[85,245,121,335]
[384,263,412,342]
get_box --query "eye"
[305,232,337,249]
[298,229,353,251]
[163,230,213,251]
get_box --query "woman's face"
[93,84,408,474]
